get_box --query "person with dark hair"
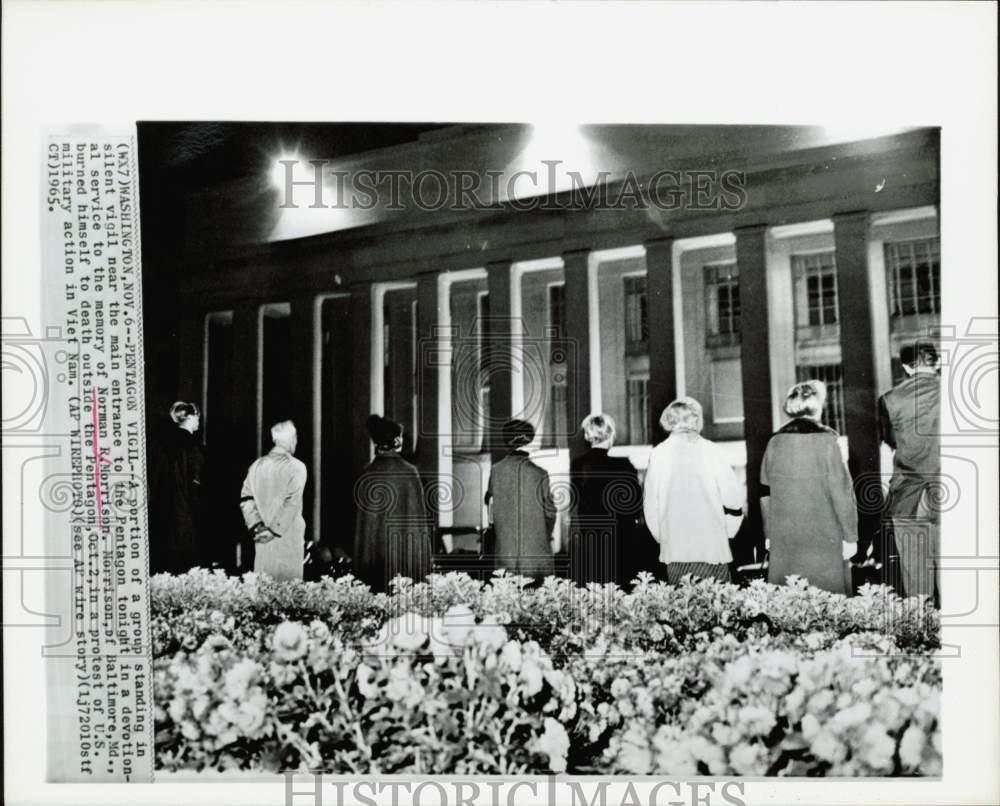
[569,413,648,588]
[239,420,308,581]
[352,414,431,592]
[150,401,206,574]
[879,341,941,602]
[485,419,557,582]
[760,381,857,595]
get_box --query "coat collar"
[776,417,838,436]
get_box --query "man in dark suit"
[878,341,941,602]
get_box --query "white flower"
[711,723,740,748]
[860,725,896,772]
[520,659,544,698]
[810,731,848,764]
[499,641,523,672]
[168,697,187,723]
[388,613,430,651]
[830,702,872,733]
[800,713,821,740]
[472,616,507,651]
[533,718,570,773]
[737,705,776,737]
[728,742,762,775]
[617,726,653,774]
[223,658,258,699]
[180,720,200,741]
[356,664,379,699]
[307,620,331,642]
[806,690,835,715]
[442,605,476,646]
[899,724,926,769]
[272,622,309,662]
[610,677,631,699]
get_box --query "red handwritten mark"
[91,387,113,529]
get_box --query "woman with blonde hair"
[642,397,744,583]
[760,380,857,594]
[568,413,647,588]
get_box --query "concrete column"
[562,249,591,446]
[645,237,677,443]
[736,225,772,549]
[288,293,319,542]
[350,284,374,481]
[416,273,444,524]
[833,211,883,560]
[231,305,261,471]
[485,261,513,461]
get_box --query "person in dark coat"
[150,401,206,574]
[486,419,556,583]
[760,381,858,595]
[352,414,432,593]
[569,413,648,588]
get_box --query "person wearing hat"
[352,414,432,592]
[485,419,557,583]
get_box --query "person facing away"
[352,414,431,593]
[150,401,206,575]
[643,397,744,584]
[760,381,857,595]
[569,413,648,588]
[239,420,307,581]
[879,341,941,602]
[486,419,556,583]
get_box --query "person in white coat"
[642,397,744,584]
[239,420,307,581]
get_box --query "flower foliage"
[152,570,941,776]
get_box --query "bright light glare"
[270,152,301,189]
[505,123,597,201]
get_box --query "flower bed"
[152,570,941,776]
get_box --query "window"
[626,374,650,445]
[793,253,839,328]
[886,238,940,318]
[705,263,740,345]
[550,380,568,449]
[624,275,649,349]
[795,363,846,434]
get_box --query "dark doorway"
[321,297,355,555]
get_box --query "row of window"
[547,237,938,442]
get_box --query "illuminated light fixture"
[270,152,302,190]
[505,122,598,202]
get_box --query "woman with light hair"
[642,397,744,583]
[568,414,649,588]
[760,380,857,595]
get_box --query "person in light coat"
[760,381,857,595]
[239,420,307,581]
[643,397,744,584]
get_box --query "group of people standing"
[151,340,940,601]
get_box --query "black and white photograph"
[139,120,946,777]
[2,2,997,805]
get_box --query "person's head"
[902,340,939,375]
[784,380,826,421]
[502,418,535,449]
[169,401,200,433]
[367,414,403,452]
[581,413,616,448]
[271,420,298,453]
[660,397,704,435]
